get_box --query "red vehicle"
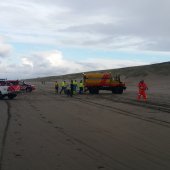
[6,80,21,93]
[0,79,18,99]
[19,81,35,92]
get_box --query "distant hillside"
[109,61,170,78]
[29,62,170,82]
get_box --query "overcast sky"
[0,0,170,79]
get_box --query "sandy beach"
[0,80,170,170]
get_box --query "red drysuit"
[138,81,148,100]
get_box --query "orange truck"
[83,72,126,94]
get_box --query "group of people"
[54,80,84,97]
[54,79,149,100]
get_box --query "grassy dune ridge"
[28,62,170,82]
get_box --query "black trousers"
[60,87,66,94]
[55,87,58,93]
[66,89,73,97]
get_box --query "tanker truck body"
[83,72,126,94]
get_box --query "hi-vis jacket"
[73,81,78,86]
[79,82,84,88]
[61,81,66,87]
[55,82,58,87]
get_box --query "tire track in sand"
[0,101,11,170]
[73,96,170,128]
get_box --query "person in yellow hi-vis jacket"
[79,80,84,94]
[66,80,74,97]
[60,80,66,94]
[54,81,59,94]
[73,80,78,94]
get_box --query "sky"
[0,0,170,79]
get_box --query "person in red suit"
[138,80,148,101]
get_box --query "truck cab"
[0,80,18,99]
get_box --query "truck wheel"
[112,87,123,94]
[94,89,99,94]
[0,92,5,99]
[118,87,123,94]
[8,94,17,99]
[89,88,99,94]
[8,95,14,99]
[112,88,117,94]
[26,88,32,92]
[89,88,94,94]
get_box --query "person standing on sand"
[54,81,59,94]
[60,80,66,94]
[66,80,74,97]
[138,80,148,101]
[70,80,74,97]
[79,80,84,94]
[73,80,78,94]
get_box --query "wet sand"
[0,82,170,170]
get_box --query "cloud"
[0,1,169,79]
[0,50,147,79]
[0,0,170,51]
[21,58,34,67]
[0,36,12,57]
